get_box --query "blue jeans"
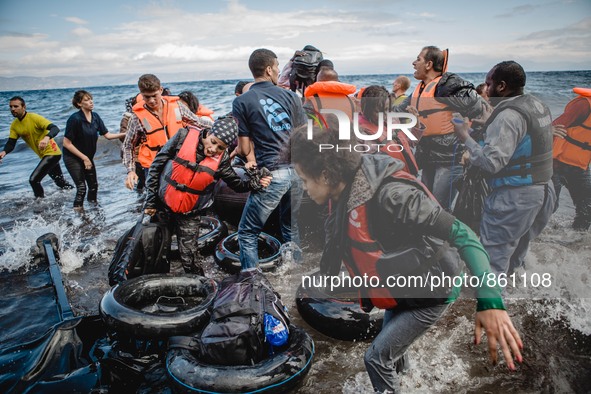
[552,160,591,230]
[364,303,449,392]
[238,167,302,269]
[420,163,463,211]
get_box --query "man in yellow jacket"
[0,96,73,197]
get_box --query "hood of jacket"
[347,154,405,212]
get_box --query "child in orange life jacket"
[288,124,523,393]
[143,115,272,275]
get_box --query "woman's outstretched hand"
[474,309,523,370]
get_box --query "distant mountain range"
[0,72,241,92]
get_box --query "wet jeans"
[364,303,449,392]
[420,163,463,211]
[238,167,302,270]
[29,154,72,198]
[552,160,591,230]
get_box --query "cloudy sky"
[1,0,589,82]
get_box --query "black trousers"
[29,155,72,198]
[63,154,98,207]
[552,160,591,230]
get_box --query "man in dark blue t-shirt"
[232,48,307,270]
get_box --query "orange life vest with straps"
[197,104,215,121]
[304,81,358,120]
[553,95,591,170]
[410,76,454,137]
[134,96,184,168]
[357,115,419,176]
[344,170,444,310]
[158,127,222,213]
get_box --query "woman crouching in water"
[288,123,523,392]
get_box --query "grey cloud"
[495,4,540,18]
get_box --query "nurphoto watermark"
[307,109,419,152]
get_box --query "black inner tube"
[222,233,279,260]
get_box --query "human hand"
[292,50,306,60]
[460,151,471,165]
[83,157,93,170]
[259,175,273,188]
[474,309,523,370]
[406,105,419,118]
[229,147,238,159]
[125,171,138,190]
[0,151,6,164]
[452,114,471,143]
[553,125,567,139]
[245,161,257,170]
[144,208,157,216]
[38,136,50,151]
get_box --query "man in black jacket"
[396,46,489,210]
[144,115,271,274]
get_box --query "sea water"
[0,71,590,392]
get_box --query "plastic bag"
[453,166,490,234]
[264,313,288,347]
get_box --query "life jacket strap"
[350,238,381,253]
[145,126,165,136]
[164,175,206,195]
[564,135,591,151]
[173,156,217,175]
[491,151,553,179]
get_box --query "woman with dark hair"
[358,85,419,175]
[63,90,124,210]
[178,90,200,113]
[288,124,523,393]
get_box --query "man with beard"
[0,96,73,197]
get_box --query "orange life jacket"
[158,127,222,213]
[553,95,591,169]
[410,76,454,137]
[197,104,215,121]
[357,115,419,175]
[134,96,184,168]
[345,171,439,310]
[304,81,358,120]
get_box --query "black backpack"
[170,270,290,366]
[289,46,323,93]
[108,214,172,285]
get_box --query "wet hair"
[72,90,92,109]
[178,90,200,113]
[315,59,334,76]
[248,49,277,78]
[421,46,445,73]
[9,96,25,106]
[490,60,526,90]
[287,122,361,187]
[138,74,161,93]
[316,68,339,82]
[475,83,487,95]
[395,76,411,91]
[162,87,172,96]
[360,85,389,124]
[235,81,248,95]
